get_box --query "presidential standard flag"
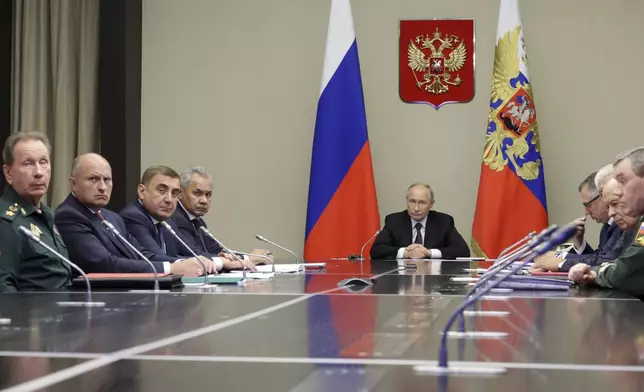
[471,0,548,258]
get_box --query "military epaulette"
[0,203,19,222]
[633,222,644,247]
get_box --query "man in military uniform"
[569,148,644,295]
[0,131,71,292]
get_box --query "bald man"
[54,153,209,276]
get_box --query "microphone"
[229,250,275,273]
[436,222,576,370]
[495,231,537,260]
[456,226,556,331]
[359,229,381,261]
[101,219,160,292]
[200,226,247,281]
[255,235,300,265]
[18,226,104,307]
[486,225,557,278]
[160,221,211,286]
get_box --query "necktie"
[96,210,116,238]
[414,222,423,244]
[156,222,167,254]
[192,218,208,251]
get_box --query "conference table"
[0,259,642,392]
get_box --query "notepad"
[224,271,275,280]
[255,264,303,273]
[181,275,244,284]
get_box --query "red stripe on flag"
[472,165,548,258]
[304,142,380,262]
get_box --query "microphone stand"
[229,250,275,274]
[161,221,213,287]
[200,227,247,282]
[414,223,576,376]
[101,219,162,292]
[18,226,105,308]
[359,230,380,261]
[457,226,556,332]
[255,234,300,264]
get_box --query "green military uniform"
[0,186,71,292]
[592,217,644,296]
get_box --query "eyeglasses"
[583,194,600,208]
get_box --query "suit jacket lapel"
[178,204,200,237]
[135,201,161,245]
[67,195,138,259]
[401,212,413,246]
[423,211,439,248]
[93,211,138,259]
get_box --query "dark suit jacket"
[120,201,213,260]
[560,222,626,272]
[370,210,470,260]
[172,203,222,256]
[54,194,167,273]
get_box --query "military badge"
[4,210,14,217]
[30,223,43,239]
[633,222,644,246]
[399,19,475,109]
[8,205,17,212]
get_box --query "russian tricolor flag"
[304,0,380,261]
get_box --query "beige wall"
[142,0,644,256]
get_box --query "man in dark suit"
[120,165,257,272]
[173,165,272,264]
[370,183,470,260]
[55,153,207,276]
[533,169,624,272]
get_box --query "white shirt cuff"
[242,254,249,260]
[211,257,224,271]
[163,262,171,273]
[556,251,569,268]
[573,240,587,254]
[429,249,442,259]
[396,248,406,259]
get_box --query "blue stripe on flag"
[305,40,369,238]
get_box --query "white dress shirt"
[396,216,443,259]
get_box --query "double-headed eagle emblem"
[483,25,542,182]
[407,28,467,95]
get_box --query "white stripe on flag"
[319,0,356,95]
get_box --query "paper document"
[254,264,303,273]
[223,271,275,280]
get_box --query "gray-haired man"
[173,166,270,264]
[570,147,644,295]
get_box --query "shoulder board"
[0,208,17,222]
[0,200,20,222]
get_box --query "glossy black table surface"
[1,260,642,392]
